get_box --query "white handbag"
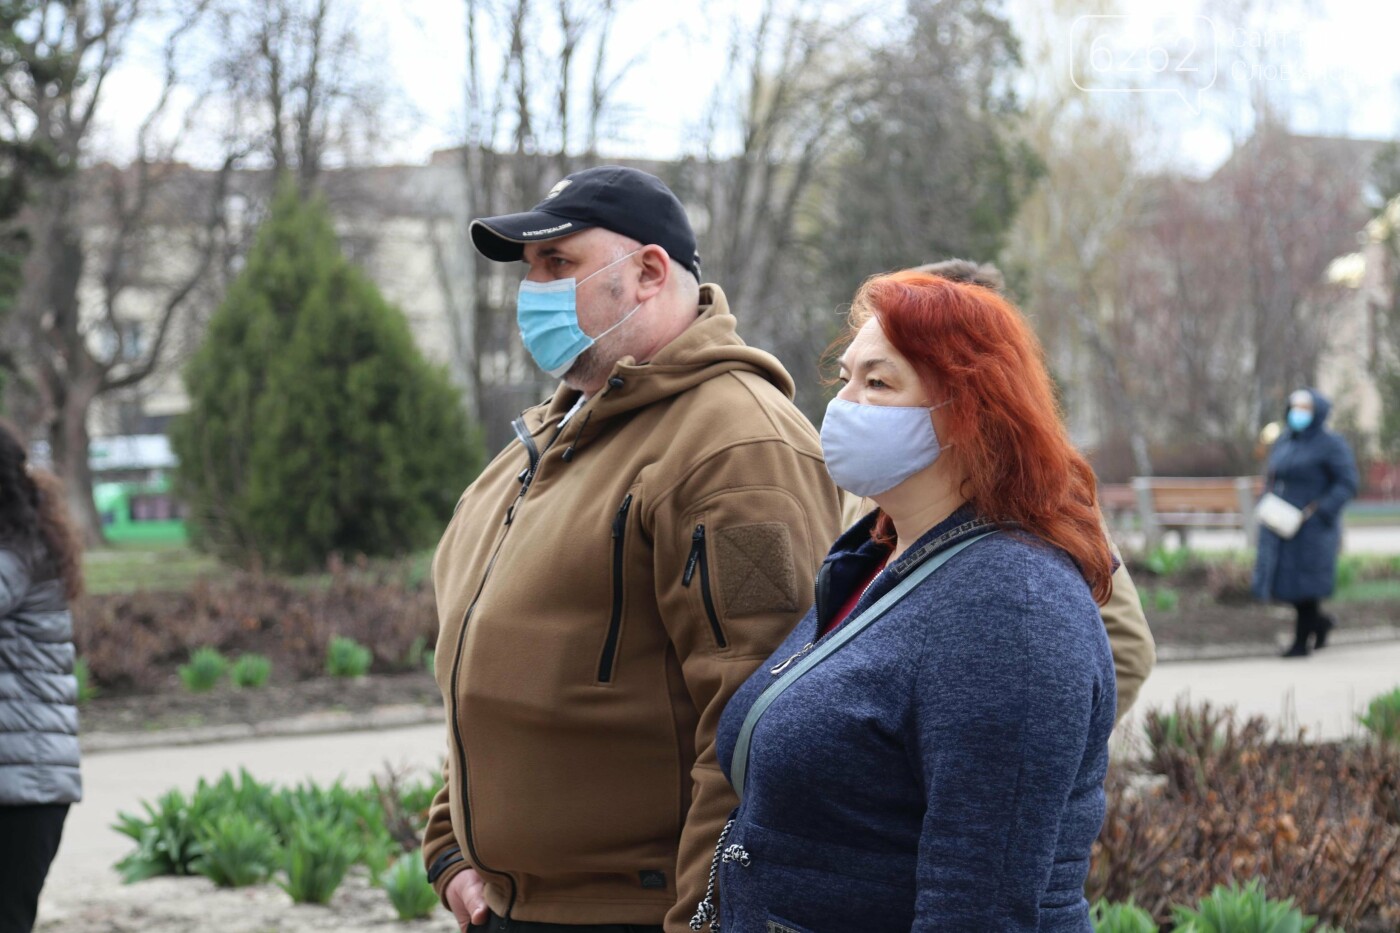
[1255,493,1304,539]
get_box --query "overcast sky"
[92,0,1400,178]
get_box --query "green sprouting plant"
[404,635,429,671]
[262,777,395,884]
[1359,687,1400,745]
[1335,554,1364,591]
[112,788,211,882]
[112,770,283,882]
[279,816,361,904]
[1091,898,1157,933]
[1171,879,1318,933]
[192,811,280,887]
[1145,545,1192,577]
[1152,588,1181,612]
[73,656,98,704]
[382,853,439,920]
[231,653,273,688]
[178,647,229,693]
[423,648,435,673]
[326,636,372,678]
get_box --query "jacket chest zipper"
[597,493,633,683]
[683,523,728,648]
[445,416,559,920]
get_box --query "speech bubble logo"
[1070,15,1218,115]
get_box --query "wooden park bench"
[1129,476,1265,550]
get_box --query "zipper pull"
[770,643,814,676]
[612,494,633,539]
[683,524,705,586]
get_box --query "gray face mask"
[819,397,946,497]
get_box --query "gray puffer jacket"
[0,548,82,806]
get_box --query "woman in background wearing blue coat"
[693,271,1117,933]
[1253,388,1359,657]
[0,422,83,933]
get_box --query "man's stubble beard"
[562,270,636,393]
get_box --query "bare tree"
[431,0,632,444]
[681,1,861,318]
[1,1,241,544]
[207,0,395,196]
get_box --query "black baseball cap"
[470,166,701,278]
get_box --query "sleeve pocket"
[713,522,800,617]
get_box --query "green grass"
[82,545,435,596]
[1335,579,1400,603]
[1345,503,1400,528]
[83,544,228,595]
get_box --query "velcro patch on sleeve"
[713,522,799,617]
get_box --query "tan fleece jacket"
[424,285,843,930]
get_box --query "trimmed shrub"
[326,636,372,678]
[74,559,437,693]
[383,852,439,920]
[178,647,228,693]
[230,653,272,688]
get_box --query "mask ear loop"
[575,249,645,345]
[928,398,954,451]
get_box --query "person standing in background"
[0,421,84,933]
[1254,388,1359,657]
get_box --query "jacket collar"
[814,504,998,631]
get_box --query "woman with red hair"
[695,271,1116,932]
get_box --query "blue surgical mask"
[820,397,947,497]
[516,250,642,378]
[1287,407,1313,433]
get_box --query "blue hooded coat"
[1252,389,1359,603]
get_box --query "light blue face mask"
[820,397,947,498]
[516,250,642,379]
[1287,406,1313,433]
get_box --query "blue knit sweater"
[713,507,1115,932]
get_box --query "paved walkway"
[42,640,1400,921]
[1116,523,1400,554]
[45,723,446,907]
[1127,639,1400,742]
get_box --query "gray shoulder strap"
[729,530,996,800]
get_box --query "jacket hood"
[521,284,796,442]
[1291,387,1332,436]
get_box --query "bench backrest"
[1131,476,1264,513]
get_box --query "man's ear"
[636,244,669,301]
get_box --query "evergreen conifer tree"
[173,181,481,570]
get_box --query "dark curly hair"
[0,421,84,600]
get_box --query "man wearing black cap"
[422,166,842,933]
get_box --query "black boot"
[1282,607,1312,658]
[1315,613,1336,649]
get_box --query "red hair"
[845,270,1113,604]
